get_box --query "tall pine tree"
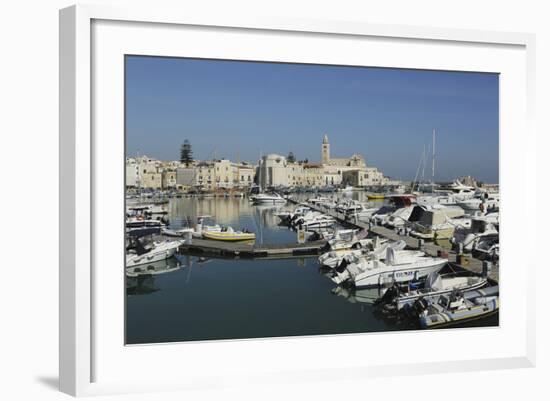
[180,139,194,166]
[287,151,296,163]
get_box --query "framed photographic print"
[59,4,536,396]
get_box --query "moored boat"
[126,238,184,268]
[202,227,256,242]
[417,286,499,328]
[330,247,446,288]
[382,270,488,312]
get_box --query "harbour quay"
[126,135,500,338]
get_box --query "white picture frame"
[59,4,536,397]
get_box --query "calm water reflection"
[126,194,497,344]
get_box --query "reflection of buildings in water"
[168,197,288,232]
[296,258,307,267]
[252,204,285,228]
[169,198,250,226]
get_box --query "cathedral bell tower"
[322,134,330,164]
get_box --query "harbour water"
[126,194,498,345]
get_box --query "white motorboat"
[368,195,415,226]
[126,256,182,277]
[161,227,195,238]
[307,196,331,205]
[319,237,398,269]
[456,193,500,212]
[472,234,499,261]
[330,247,446,288]
[276,205,311,224]
[451,212,499,252]
[126,238,184,268]
[251,192,287,204]
[340,185,354,193]
[126,217,166,229]
[325,228,368,250]
[126,203,168,216]
[384,270,488,312]
[293,212,336,229]
[434,180,477,202]
[417,286,499,328]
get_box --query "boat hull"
[396,278,489,311]
[420,297,499,328]
[202,231,256,242]
[353,260,446,288]
[126,246,178,267]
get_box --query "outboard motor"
[412,297,429,316]
[376,283,400,307]
[335,257,349,273]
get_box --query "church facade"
[258,134,388,189]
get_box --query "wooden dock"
[178,238,327,258]
[287,197,499,283]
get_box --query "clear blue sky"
[125,56,499,183]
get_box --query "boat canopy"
[412,205,465,226]
[388,195,416,207]
[426,271,443,291]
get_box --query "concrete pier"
[179,238,327,258]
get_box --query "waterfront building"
[125,155,163,189]
[176,167,196,191]
[141,172,162,189]
[176,159,257,191]
[162,170,177,189]
[258,135,388,189]
[126,158,140,187]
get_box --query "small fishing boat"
[382,270,488,312]
[202,227,256,242]
[417,286,499,328]
[367,193,385,200]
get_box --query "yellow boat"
[367,193,385,200]
[202,229,256,242]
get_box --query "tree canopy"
[180,139,193,166]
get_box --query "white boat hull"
[353,261,446,288]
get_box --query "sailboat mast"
[432,129,436,190]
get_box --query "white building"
[257,135,388,189]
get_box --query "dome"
[322,134,329,144]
